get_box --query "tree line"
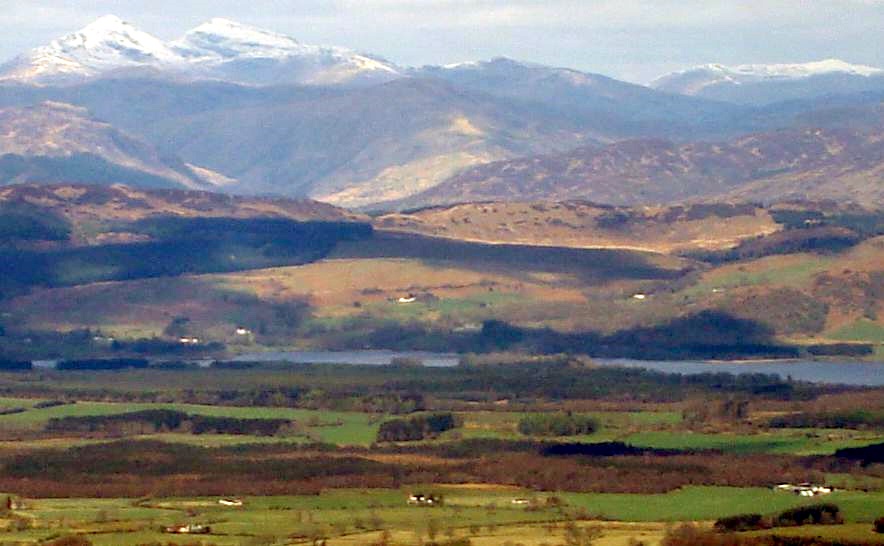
[45,409,297,437]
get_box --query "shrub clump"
[518,413,598,437]
[714,513,770,533]
[714,504,842,534]
[376,413,460,442]
[773,503,843,527]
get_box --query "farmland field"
[0,486,881,545]
[3,398,879,455]
[0,399,382,446]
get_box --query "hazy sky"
[2,0,883,83]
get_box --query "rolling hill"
[0,183,363,246]
[375,202,781,254]
[0,184,371,300]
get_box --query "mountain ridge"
[652,59,884,105]
[393,124,884,209]
[0,101,220,191]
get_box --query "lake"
[593,358,884,386]
[33,350,883,386]
[231,350,884,386]
[232,349,462,368]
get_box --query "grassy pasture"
[2,399,882,454]
[0,488,565,545]
[0,400,382,446]
[830,319,884,344]
[683,254,833,297]
[561,487,884,522]
[445,412,882,455]
[446,410,681,442]
[0,486,880,545]
[686,236,884,299]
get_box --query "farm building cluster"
[774,483,833,497]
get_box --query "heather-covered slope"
[399,126,884,208]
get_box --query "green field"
[830,318,884,344]
[683,254,834,297]
[0,488,561,545]
[0,400,382,446]
[2,400,881,455]
[0,486,881,545]
[563,487,884,522]
[447,410,681,442]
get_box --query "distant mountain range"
[0,16,881,208]
[652,59,884,105]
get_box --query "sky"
[2,0,883,83]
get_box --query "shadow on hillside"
[336,309,800,361]
[471,310,799,360]
[0,217,372,294]
[334,231,687,284]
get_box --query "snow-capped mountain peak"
[0,15,400,86]
[168,18,400,85]
[0,15,181,83]
[652,58,883,96]
[171,17,304,61]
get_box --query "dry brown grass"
[376,202,780,254]
[215,258,588,308]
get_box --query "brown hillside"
[399,125,884,209]
[376,201,780,253]
[0,183,365,246]
[0,102,220,190]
